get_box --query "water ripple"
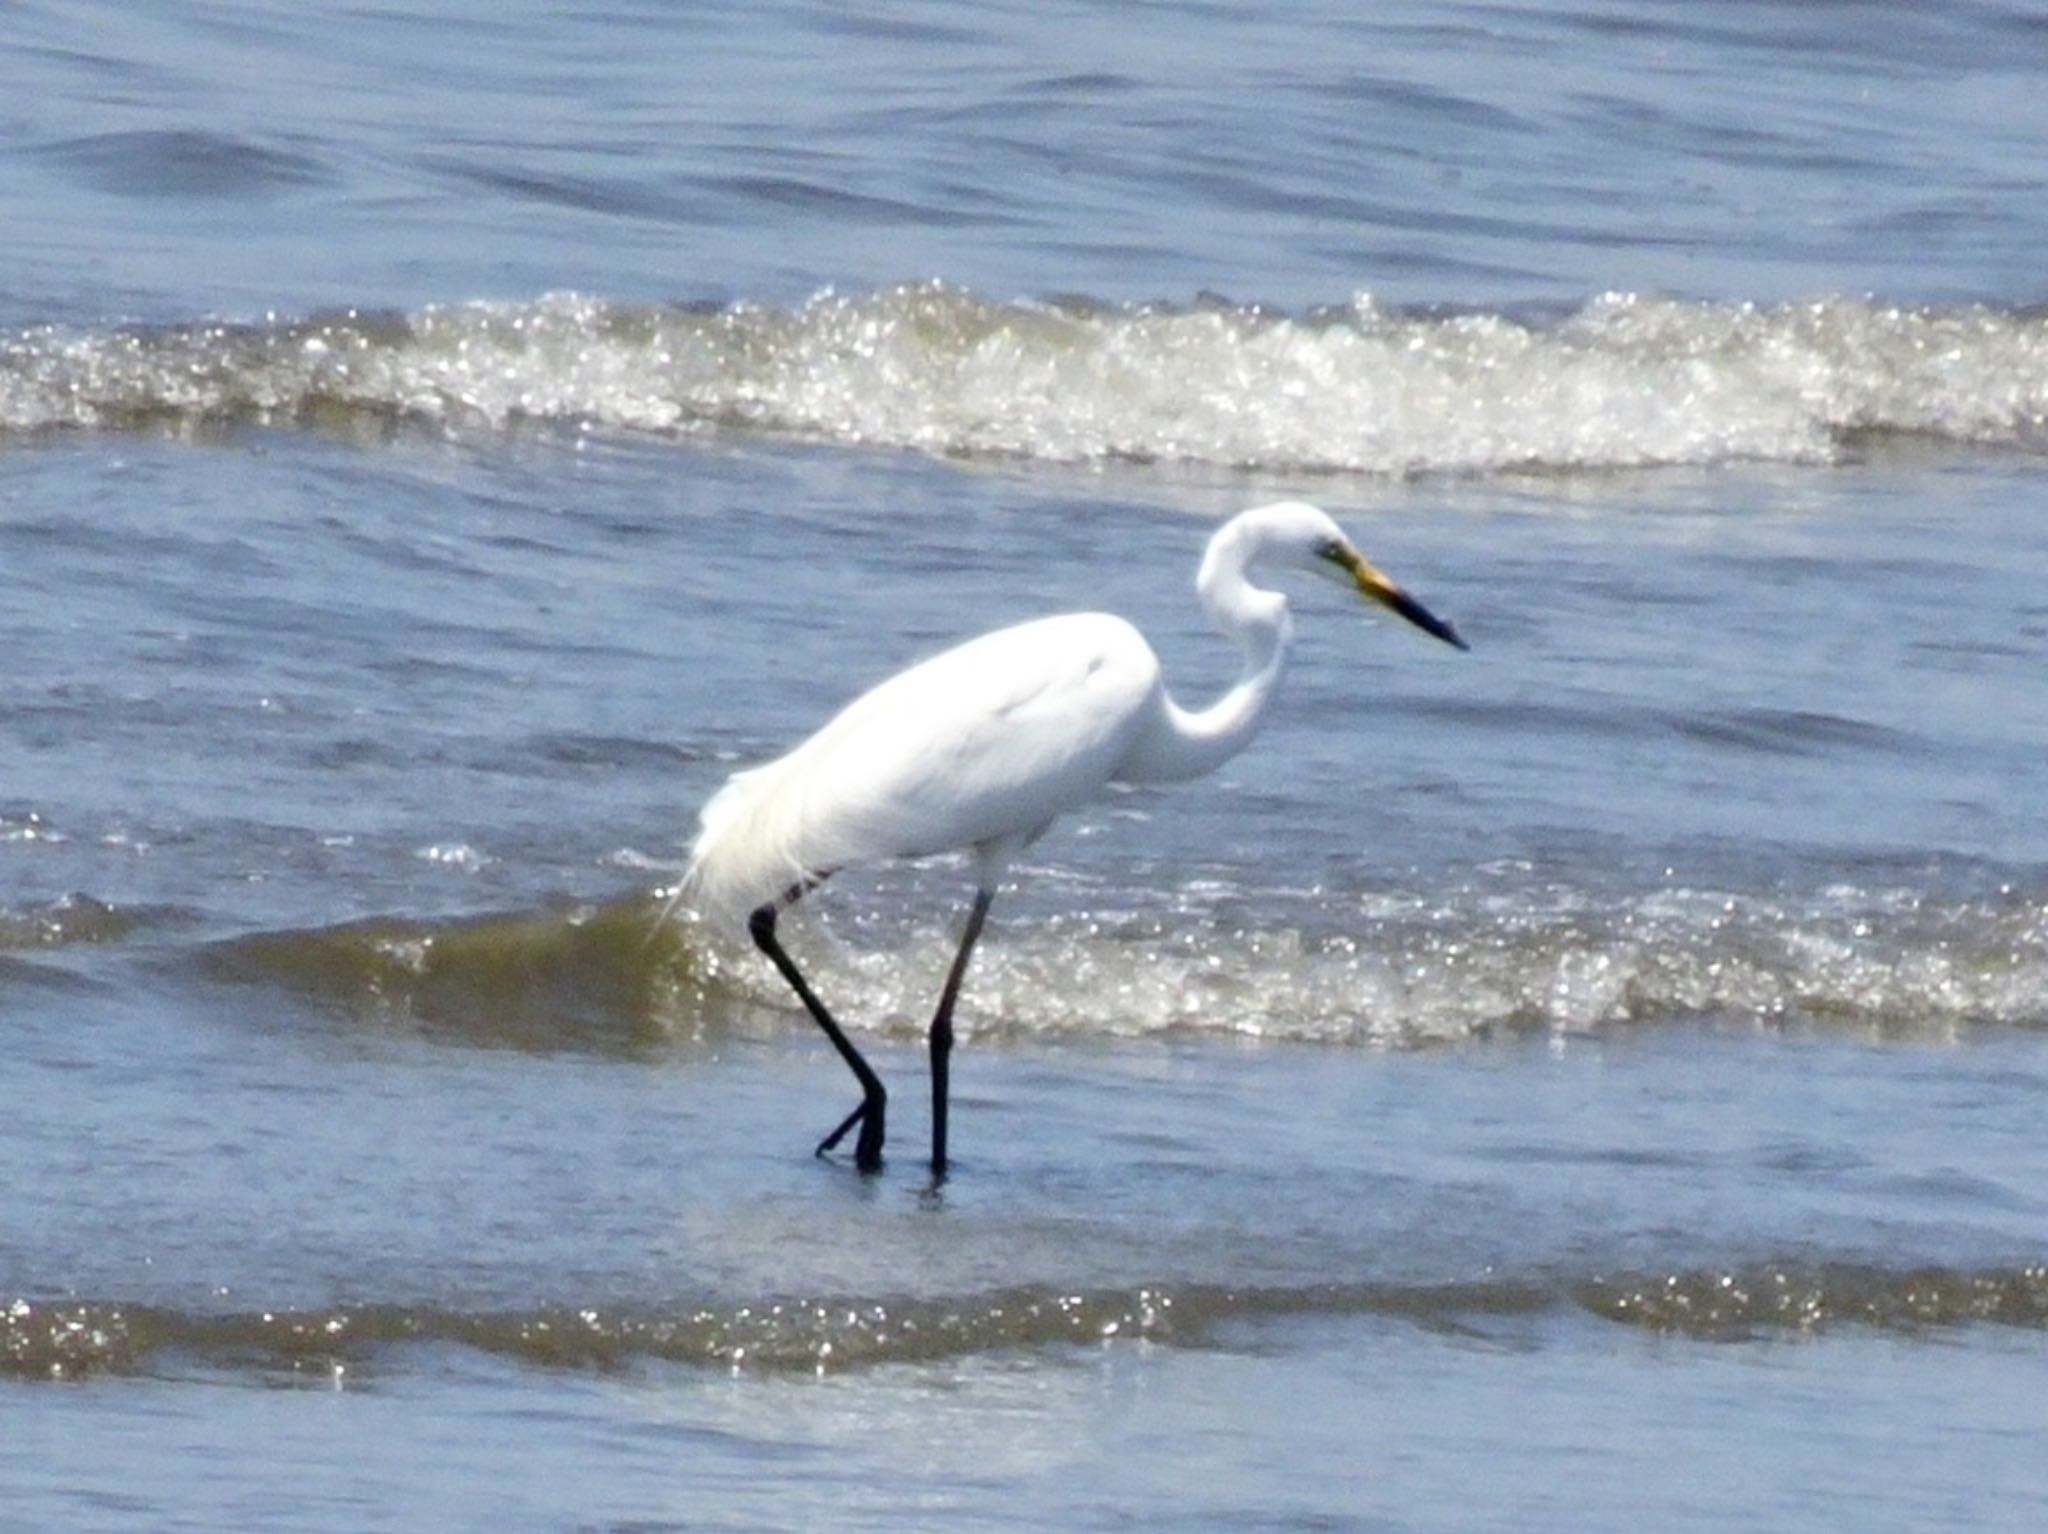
[34,129,331,200]
[11,1260,2044,1380]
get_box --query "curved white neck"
[1122,520,1293,784]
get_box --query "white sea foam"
[6,286,2046,475]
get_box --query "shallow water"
[5,1,2048,1530]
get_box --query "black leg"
[930,887,994,1179]
[749,897,887,1172]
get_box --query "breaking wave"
[200,878,2048,1050]
[6,285,2046,474]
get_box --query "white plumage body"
[687,611,1165,918]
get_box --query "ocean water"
[5,2,2048,1530]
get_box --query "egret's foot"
[816,1093,886,1172]
[816,1102,863,1157]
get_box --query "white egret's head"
[1247,501,1469,650]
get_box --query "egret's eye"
[1317,538,1348,563]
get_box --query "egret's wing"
[686,613,1159,916]
[796,612,1160,857]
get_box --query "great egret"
[684,500,1465,1175]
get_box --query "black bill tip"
[1387,586,1469,651]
